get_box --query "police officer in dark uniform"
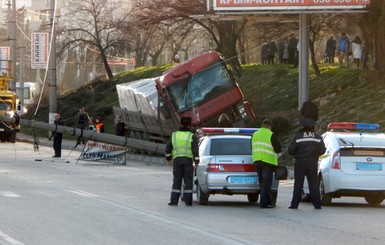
[165,117,199,206]
[288,117,326,209]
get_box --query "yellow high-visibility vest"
[171,131,193,159]
[251,128,278,165]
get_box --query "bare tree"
[58,0,129,79]
[131,0,247,74]
[361,0,385,72]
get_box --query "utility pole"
[9,0,16,92]
[48,0,57,124]
[298,13,310,110]
[19,7,25,107]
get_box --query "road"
[0,142,384,245]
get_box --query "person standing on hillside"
[165,117,199,206]
[267,41,277,65]
[337,32,350,67]
[251,119,282,208]
[288,34,298,65]
[325,35,337,64]
[352,36,363,68]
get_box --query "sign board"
[0,46,10,76]
[212,0,371,11]
[31,32,49,70]
[107,58,129,66]
[2,0,31,9]
[79,140,127,165]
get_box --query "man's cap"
[300,117,316,128]
[180,117,192,126]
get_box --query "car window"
[337,135,385,147]
[210,138,251,155]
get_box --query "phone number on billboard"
[312,0,369,3]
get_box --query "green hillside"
[24,62,385,149]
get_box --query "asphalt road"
[0,142,384,245]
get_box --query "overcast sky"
[2,0,31,9]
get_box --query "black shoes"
[288,206,321,209]
[168,202,192,206]
[52,155,61,158]
[261,204,275,209]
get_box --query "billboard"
[0,46,10,76]
[212,0,371,11]
[1,0,31,9]
[31,32,49,70]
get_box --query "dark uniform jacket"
[288,129,326,160]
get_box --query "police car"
[194,128,279,205]
[303,122,385,206]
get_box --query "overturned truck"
[114,51,256,143]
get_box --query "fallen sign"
[78,140,128,165]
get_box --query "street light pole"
[48,0,57,124]
[10,0,16,92]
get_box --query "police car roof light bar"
[201,128,259,134]
[327,122,380,131]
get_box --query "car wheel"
[247,193,259,203]
[269,191,278,206]
[8,132,16,143]
[320,178,332,206]
[196,183,209,205]
[301,190,311,202]
[364,195,384,206]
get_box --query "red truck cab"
[155,51,256,127]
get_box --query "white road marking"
[0,192,21,198]
[0,230,24,245]
[69,190,100,197]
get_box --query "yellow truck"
[0,78,20,142]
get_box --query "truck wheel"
[8,132,16,143]
[196,183,209,205]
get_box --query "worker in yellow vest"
[251,119,282,208]
[165,117,199,206]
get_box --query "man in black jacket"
[288,117,326,209]
[165,117,199,206]
[52,114,64,158]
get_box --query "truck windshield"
[167,61,236,112]
[0,102,10,110]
